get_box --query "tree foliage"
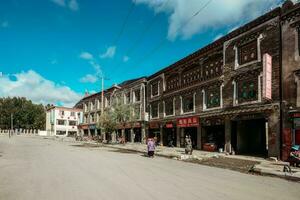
[0,97,46,130]
[97,96,138,134]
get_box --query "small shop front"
[231,114,267,157]
[133,122,142,143]
[149,121,161,144]
[177,116,200,149]
[201,118,225,152]
[78,124,89,136]
[289,112,300,145]
[162,121,176,147]
[89,124,96,137]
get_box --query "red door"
[282,128,292,161]
[295,129,300,145]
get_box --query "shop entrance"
[183,127,197,149]
[83,129,88,136]
[133,128,141,143]
[125,129,131,142]
[202,125,225,150]
[232,118,267,156]
[149,129,161,145]
[163,128,176,147]
[90,129,95,137]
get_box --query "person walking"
[185,135,193,155]
[147,138,155,158]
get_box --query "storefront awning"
[200,103,279,119]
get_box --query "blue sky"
[0,0,287,106]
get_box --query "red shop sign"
[290,113,300,118]
[177,117,199,127]
[165,123,173,128]
[149,122,160,129]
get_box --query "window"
[105,96,110,107]
[69,121,77,126]
[238,80,258,103]
[90,114,95,122]
[97,99,100,109]
[182,94,194,113]
[57,120,66,125]
[164,99,174,116]
[90,102,94,110]
[206,90,221,109]
[151,82,159,96]
[70,112,75,117]
[59,110,64,116]
[166,75,180,91]
[239,40,258,65]
[134,89,141,102]
[56,131,66,135]
[182,66,201,86]
[151,103,159,118]
[125,92,130,104]
[134,105,141,119]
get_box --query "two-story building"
[113,77,147,143]
[46,106,83,136]
[75,77,148,143]
[146,6,283,158]
[281,1,300,159]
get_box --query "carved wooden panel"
[239,40,258,65]
[166,74,180,91]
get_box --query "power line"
[125,0,171,56]
[113,0,137,46]
[112,0,171,75]
[134,0,213,67]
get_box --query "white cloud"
[80,51,94,60]
[79,74,98,83]
[1,21,8,28]
[68,0,79,11]
[51,0,79,11]
[0,70,82,107]
[123,56,130,62]
[213,34,223,42]
[135,0,283,40]
[51,0,66,7]
[79,52,102,83]
[100,46,116,59]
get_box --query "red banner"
[177,117,199,127]
[263,53,272,100]
[165,123,174,128]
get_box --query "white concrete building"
[46,106,83,136]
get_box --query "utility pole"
[10,113,13,138]
[101,76,104,115]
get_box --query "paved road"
[0,136,299,200]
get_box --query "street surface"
[0,136,299,200]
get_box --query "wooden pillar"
[224,117,232,153]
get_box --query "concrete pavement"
[0,136,299,200]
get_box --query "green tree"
[0,97,46,130]
[97,96,138,136]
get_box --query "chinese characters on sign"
[177,117,199,127]
[263,53,272,100]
